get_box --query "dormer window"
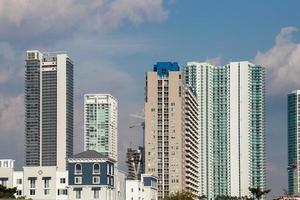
[75,164,82,175]
[93,163,100,174]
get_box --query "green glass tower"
[184,61,266,199]
[288,90,300,195]
[84,94,118,161]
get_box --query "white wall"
[23,166,69,200]
[239,62,251,196]
[229,62,240,196]
[56,54,68,171]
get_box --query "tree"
[163,190,196,200]
[248,187,271,200]
[0,185,17,199]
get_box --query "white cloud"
[254,26,300,95]
[205,56,222,66]
[0,0,168,38]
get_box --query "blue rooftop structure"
[153,62,180,77]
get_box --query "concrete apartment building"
[144,62,199,199]
[25,50,73,170]
[184,61,266,199]
[84,94,118,161]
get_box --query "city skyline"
[0,1,300,199]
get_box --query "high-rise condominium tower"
[84,94,118,161]
[288,90,300,195]
[144,62,199,199]
[184,61,265,199]
[25,50,73,170]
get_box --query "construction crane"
[128,112,145,178]
[129,113,145,147]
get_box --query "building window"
[93,176,100,184]
[75,190,81,199]
[111,177,114,186]
[60,178,66,184]
[58,189,68,195]
[44,179,50,188]
[30,189,35,195]
[16,179,22,184]
[112,165,114,175]
[131,188,134,192]
[44,189,50,195]
[75,177,82,184]
[43,178,50,195]
[75,164,82,175]
[0,179,7,187]
[29,179,36,189]
[16,190,22,196]
[93,188,100,199]
[93,163,100,174]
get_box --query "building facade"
[184,61,266,199]
[126,146,144,180]
[0,159,16,188]
[288,90,300,195]
[25,50,73,170]
[126,174,158,200]
[0,156,127,200]
[84,94,118,161]
[22,166,68,200]
[0,159,69,199]
[0,159,23,198]
[144,62,199,199]
[67,150,119,200]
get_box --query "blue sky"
[0,0,299,199]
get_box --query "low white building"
[126,174,158,200]
[23,166,68,200]
[0,156,127,200]
[0,159,24,198]
[116,170,127,200]
[0,159,68,199]
[0,159,15,188]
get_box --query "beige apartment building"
[144,62,199,199]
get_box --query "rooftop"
[153,62,180,77]
[69,150,116,163]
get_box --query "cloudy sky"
[0,0,300,198]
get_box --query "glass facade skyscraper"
[184,61,266,199]
[84,94,118,161]
[288,90,300,195]
[25,50,73,170]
